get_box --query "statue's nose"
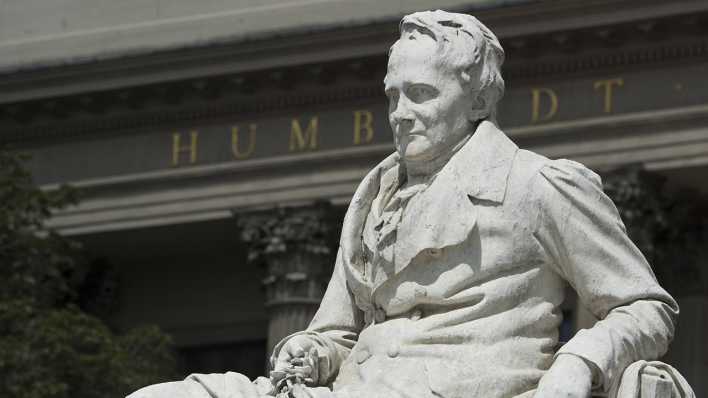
[395,117,415,130]
[391,108,415,129]
[390,96,415,126]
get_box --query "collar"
[338,120,519,302]
[378,119,518,204]
[442,119,518,203]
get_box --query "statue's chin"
[399,137,435,162]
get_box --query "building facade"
[1,0,706,394]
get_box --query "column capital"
[238,202,337,272]
[236,202,340,354]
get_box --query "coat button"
[374,308,386,323]
[387,344,400,358]
[427,248,442,258]
[413,286,427,298]
[410,308,423,321]
[356,348,371,364]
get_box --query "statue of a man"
[129,10,681,398]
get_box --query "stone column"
[238,203,338,355]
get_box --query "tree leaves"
[603,167,707,296]
[0,149,178,398]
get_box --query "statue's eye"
[407,85,437,103]
[385,89,399,112]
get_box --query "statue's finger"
[270,370,288,387]
[287,340,306,358]
[288,365,313,377]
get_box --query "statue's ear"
[461,66,489,121]
[467,91,489,121]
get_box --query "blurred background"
[0,0,706,396]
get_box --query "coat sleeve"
[532,159,679,393]
[269,247,364,386]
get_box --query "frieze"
[20,59,708,186]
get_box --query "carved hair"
[391,10,505,121]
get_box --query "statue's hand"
[534,354,594,398]
[271,335,319,388]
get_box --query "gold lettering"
[353,110,374,145]
[290,117,318,151]
[172,131,198,166]
[530,88,558,123]
[594,78,624,113]
[231,124,257,159]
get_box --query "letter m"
[289,117,318,151]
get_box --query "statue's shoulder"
[513,148,601,187]
[507,149,604,212]
[509,148,550,182]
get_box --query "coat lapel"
[339,120,519,308]
[339,152,399,313]
[393,120,519,274]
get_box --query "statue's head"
[384,10,505,162]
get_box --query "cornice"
[2,6,708,145]
[0,80,384,145]
[504,38,708,80]
[2,0,705,91]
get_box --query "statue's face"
[384,35,475,162]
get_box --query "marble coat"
[274,120,679,398]
[128,121,679,398]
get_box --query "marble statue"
[128,10,695,398]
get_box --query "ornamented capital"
[238,202,338,277]
[237,202,340,353]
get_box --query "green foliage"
[603,167,707,296]
[0,150,179,398]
